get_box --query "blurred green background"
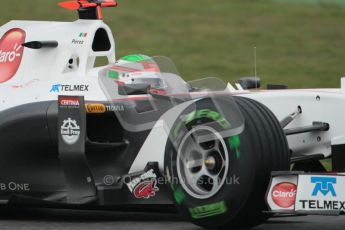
[1,0,345,88]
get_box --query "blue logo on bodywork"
[50,84,61,92]
[311,177,337,197]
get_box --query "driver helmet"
[107,54,167,93]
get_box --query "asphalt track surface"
[0,208,344,230]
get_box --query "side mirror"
[118,84,151,96]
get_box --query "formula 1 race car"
[0,0,344,229]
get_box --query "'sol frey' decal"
[0,28,25,83]
[60,117,81,145]
[126,169,159,199]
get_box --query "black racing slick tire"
[164,96,290,229]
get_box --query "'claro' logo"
[0,28,26,83]
[271,182,297,208]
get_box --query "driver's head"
[108,54,167,92]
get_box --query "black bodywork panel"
[0,92,242,209]
[0,97,173,208]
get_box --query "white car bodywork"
[0,20,112,111]
[0,19,344,175]
[242,89,344,158]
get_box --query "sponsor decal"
[126,169,159,199]
[50,84,89,93]
[61,117,81,145]
[311,177,337,197]
[299,200,345,210]
[11,79,39,89]
[296,175,345,211]
[189,201,227,219]
[86,104,106,114]
[0,28,26,83]
[84,103,125,113]
[0,182,30,191]
[59,97,80,107]
[106,104,125,112]
[271,182,297,208]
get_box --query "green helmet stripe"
[121,54,149,62]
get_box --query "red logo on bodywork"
[126,169,159,199]
[133,179,159,199]
[0,28,26,83]
[272,182,297,208]
[59,97,80,106]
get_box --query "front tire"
[164,96,289,229]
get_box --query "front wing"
[266,172,345,215]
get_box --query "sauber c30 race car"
[0,1,345,229]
